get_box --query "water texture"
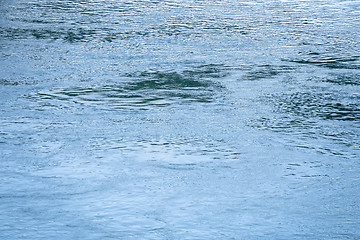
[1,0,360,239]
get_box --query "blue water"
[1,0,360,239]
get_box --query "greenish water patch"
[27,68,225,110]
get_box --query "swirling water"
[0,0,359,239]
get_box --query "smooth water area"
[1,0,360,239]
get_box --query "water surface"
[1,0,360,239]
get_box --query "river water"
[0,0,359,239]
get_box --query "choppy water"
[1,0,360,239]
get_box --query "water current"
[1,0,360,239]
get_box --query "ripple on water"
[26,67,225,110]
[95,138,242,167]
[0,0,249,43]
[285,51,360,70]
[324,72,360,86]
[249,78,360,158]
[242,64,295,81]
[274,91,360,121]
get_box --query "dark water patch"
[152,17,250,37]
[242,65,295,81]
[0,77,38,86]
[183,64,231,79]
[0,27,117,43]
[0,0,251,43]
[251,115,359,151]
[250,87,360,158]
[325,73,360,86]
[285,52,360,69]
[124,72,210,91]
[27,69,224,110]
[272,91,360,121]
[17,0,145,18]
[31,87,172,110]
[0,25,242,43]
[126,66,227,89]
[0,79,19,86]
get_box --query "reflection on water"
[1,0,360,239]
